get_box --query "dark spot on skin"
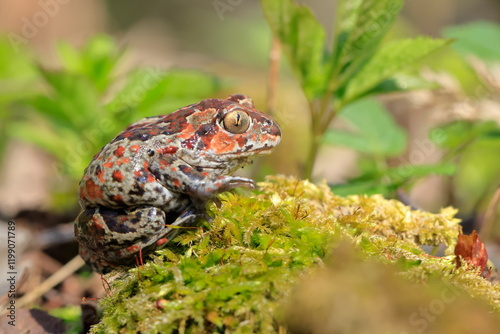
[181,136,199,150]
[179,164,204,181]
[195,123,215,137]
[147,149,155,157]
[98,207,137,233]
[236,136,248,147]
[129,217,140,225]
[128,183,145,197]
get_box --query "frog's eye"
[222,110,251,134]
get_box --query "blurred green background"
[0,0,499,239]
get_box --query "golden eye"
[222,110,251,134]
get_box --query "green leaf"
[57,36,123,92]
[362,74,439,97]
[331,179,392,197]
[331,163,456,197]
[108,68,223,118]
[387,164,456,186]
[334,0,404,86]
[395,257,422,271]
[32,70,101,129]
[343,37,452,103]
[261,0,326,99]
[56,41,83,74]
[443,21,500,63]
[430,120,499,150]
[323,98,406,156]
[453,140,500,214]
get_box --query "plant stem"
[303,95,338,180]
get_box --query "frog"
[74,94,281,274]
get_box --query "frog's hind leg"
[75,206,198,273]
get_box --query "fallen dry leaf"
[454,230,489,277]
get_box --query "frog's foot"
[219,176,256,192]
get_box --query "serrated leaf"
[323,98,406,156]
[362,74,438,97]
[334,0,403,86]
[261,0,326,99]
[343,37,452,103]
[443,21,500,63]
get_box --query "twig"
[480,184,500,241]
[3,256,85,313]
[266,37,281,116]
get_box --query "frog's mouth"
[177,145,276,171]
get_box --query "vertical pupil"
[235,113,241,127]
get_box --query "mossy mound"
[91,175,500,333]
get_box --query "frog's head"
[178,94,281,173]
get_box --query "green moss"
[91,175,500,333]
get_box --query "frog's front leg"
[150,155,255,206]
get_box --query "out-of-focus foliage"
[444,21,500,64]
[7,36,223,208]
[431,120,500,214]
[429,22,500,227]
[325,98,455,196]
[49,306,82,334]
[261,0,451,180]
[91,176,500,333]
[285,243,500,334]
[0,38,39,161]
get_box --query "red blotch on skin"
[103,161,114,168]
[91,216,104,230]
[114,146,125,157]
[126,245,140,253]
[143,161,149,169]
[455,230,489,277]
[182,136,197,149]
[173,179,181,188]
[97,170,105,183]
[156,238,168,246]
[130,145,141,152]
[116,157,131,166]
[84,180,103,200]
[157,146,178,154]
[112,170,124,182]
[236,135,248,147]
[207,132,235,153]
[177,124,195,139]
[134,170,143,178]
[147,174,155,183]
[113,194,124,203]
